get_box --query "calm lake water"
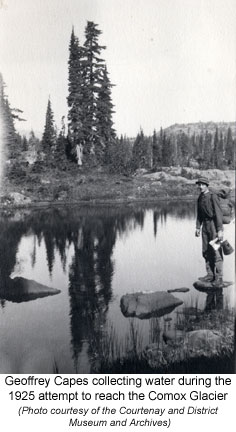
[0,202,234,373]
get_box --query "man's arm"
[211,194,223,239]
[195,198,202,236]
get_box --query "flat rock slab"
[167,287,190,293]
[1,277,61,303]
[120,291,183,319]
[193,280,233,293]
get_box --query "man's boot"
[212,254,224,288]
[212,277,224,288]
[198,262,214,282]
[198,275,214,282]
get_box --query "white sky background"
[0,0,235,137]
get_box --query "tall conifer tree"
[96,66,116,162]
[0,73,17,159]
[83,21,106,159]
[67,23,116,166]
[42,98,56,153]
[67,28,86,158]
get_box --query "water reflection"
[68,217,116,371]
[0,216,27,307]
[0,201,234,373]
[0,202,195,281]
[205,290,223,311]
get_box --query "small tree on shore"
[152,129,162,169]
[212,128,224,169]
[162,132,172,166]
[225,127,234,167]
[54,116,68,168]
[132,129,152,169]
[108,135,133,175]
[203,131,212,168]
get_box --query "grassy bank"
[92,308,235,374]
[1,165,234,207]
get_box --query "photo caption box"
[0,373,235,431]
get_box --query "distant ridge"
[163,121,236,137]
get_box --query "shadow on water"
[0,201,234,373]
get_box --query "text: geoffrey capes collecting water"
[5,374,231,400]
[0,374,233,428]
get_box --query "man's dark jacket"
[196,191,223,232]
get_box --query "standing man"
[195,177,224,288]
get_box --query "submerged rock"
[0,277,61,303]
[144,329,224,369]
[167,287,190,293]
[120,291,183,319]
[184,329,222,353]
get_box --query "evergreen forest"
[0,21,235,181]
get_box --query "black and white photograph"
[0,0,235,374]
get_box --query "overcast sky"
[0,0,235,137]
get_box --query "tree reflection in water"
[0,215,28,307]
[0,202,197,371]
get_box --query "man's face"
[198,182,208,193]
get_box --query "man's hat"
[195,176,209,186]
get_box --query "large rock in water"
[120,291,183,319]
